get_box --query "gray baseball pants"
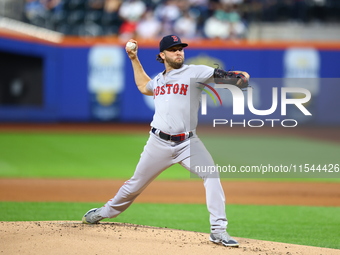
[100,131,228,233]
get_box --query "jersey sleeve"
[193,65,214,83]
[146,80,154,93]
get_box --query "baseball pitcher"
[82,35,250,247]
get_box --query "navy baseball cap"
[159,35,188,52]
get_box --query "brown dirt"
[1,221,340,255]
[1,179,340,206]
[0,123,339,254]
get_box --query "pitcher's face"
[163,46,184,69]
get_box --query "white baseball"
[126,42,136,50]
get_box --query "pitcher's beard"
[166,56,184,69]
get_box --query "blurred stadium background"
[0,0,339,124]
[2,0,340,39]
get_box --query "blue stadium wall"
[0,35,339,125]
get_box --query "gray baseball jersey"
[146,64,214,134]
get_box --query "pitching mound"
[1,221,339,255]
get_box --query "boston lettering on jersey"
[153,83,188,98]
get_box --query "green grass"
[0,133,187,179]
[202,135,340,167]
[0,201,339,249]
[0,133,339,181]
[201,134,340,179]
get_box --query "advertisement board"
[0,35,339,124]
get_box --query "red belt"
[151,127,193,142]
